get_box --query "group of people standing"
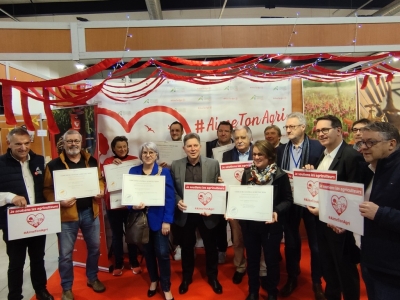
[1,111,400,300]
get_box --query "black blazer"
[277,138,324,168]
[222,145,253,163]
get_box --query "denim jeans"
[143,229,171,292]
[362,264,400,300]
[57,207,100,291]
[106,209,139,268]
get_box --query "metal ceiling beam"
[145,0,163,20]
[0,7,19,21]
[372,0,400,16]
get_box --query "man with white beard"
[43,130,105,300]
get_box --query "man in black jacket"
[357,122,400,299]
[0,127,53,300]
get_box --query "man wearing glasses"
[43,130,105,300]
[307,115,363,300]
[357,122,400,299]
[351,119,371,151]
[277,112,325,299]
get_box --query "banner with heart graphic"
[91,78,291,166]
[292,169,337,207]
[318,180,364,235]
[220,161,253,186]
[7,203,61,241]
[183,183,227,214]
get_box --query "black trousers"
[215,216,228,252]
[180,213,218,281]
[2,229,48,300]
[317,221,360,300]
[241,220,283,297]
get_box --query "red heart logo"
[331,195,348,216]
[198,192,212,206]
[307,180,319,197]
[234,170,244,182]
[26,213,45,228]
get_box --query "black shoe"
[147,281,158,297]
[260,275,268,291]
[208,279,223,294]
[232,271,246,284]
[267,295,277,300]
[280,277,297,297]
[245,294,259,300]
[36,289,54,300]
[178,279,192,294]
[312,283,327,300]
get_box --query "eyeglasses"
[352,128,365,133]
[142,151,156,157]
[65,140,81,144]
[315,128,333,135]
[283,125,302,131]
[355,140,385,149]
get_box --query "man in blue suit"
[277,112,326,300]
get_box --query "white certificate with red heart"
[292,169,337,207]
[318,180,364,235]
[7,202,61,241]
[220,162,252,186]
[226,185,273,222]
[183,183,227,215]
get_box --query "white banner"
[7,203,61,240]
[318,180,364,235]
[293,169,337,207]
[93,78,291,164]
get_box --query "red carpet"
[35,241,367,300]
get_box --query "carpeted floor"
[35,241,367,300]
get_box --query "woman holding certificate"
[240,140,293,300]
[129,142,175,300]
[102,136,142,276]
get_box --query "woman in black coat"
[240,140,293,300]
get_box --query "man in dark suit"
[264,125,284,148]
[277,112,325,300]
[307,115,363,300]
[171,133,223,295]
[205,121,234,264]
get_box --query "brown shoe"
[312,283,327,300]
[61,290,74,300]
[87,279,106,293]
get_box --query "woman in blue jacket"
[129,142,175,300]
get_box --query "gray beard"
[65,148,80,156]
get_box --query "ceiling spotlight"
[283,59,292,64]
[75,64,86,70]
[393,57,399,62]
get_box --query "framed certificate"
[220,161,252,186]
[183,183,227,215]
[53,167,100,201]
[121,174,165,206]
[226,185,273,222]
[7,203,61,241]
[103,160,142,192]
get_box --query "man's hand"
[159,162,169,168]
[303,164,315,170]
[94,191,104,203]
[359,201,379,220]
[178,200,187,211]
[200,212,211,216]
[60,198,77,208]
[11,196,27,207]
[307,206,319,216]
[327,223,345,234]
[217,176,224,183]
[265,212,278,224]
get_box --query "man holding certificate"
[357,122,400,299]
[239,140,292,300]
[0,127,54,300]
[171,133,223,295]
[43,130,105,300]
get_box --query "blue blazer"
[129,163,175,232]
